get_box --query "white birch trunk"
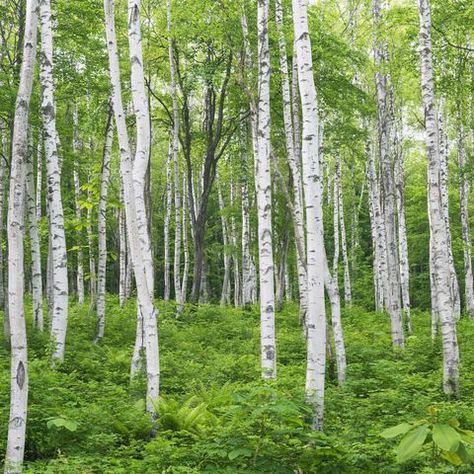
[256,0,276,379]
[438,100,461,319]
[86,185,97,306]
[230,180,241,307]
[163,140,172,302]
[181,175,189,302]
[26,140,43,331]
[119,188,127,307]
[72,103,85,305]
[292,0,327,430]
[394,125,412,332]
[40,0,69,363]
[36,136,42,221]
[417,0,459,395]
[457,118,474,317]
[218,178,231,306]
[335,150,352,305]
[95,109,114,341]
[275,0,308,322]
[4,0,37,469]
[0,122,8,316]
[373,0,403,347]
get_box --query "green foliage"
[381,407,474,466]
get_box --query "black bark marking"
[16,361,25,389]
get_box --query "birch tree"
[4,0,38,470]
[40,0,69,363]
[417,0,459,396]
[292,0,327,429]
[96,107,114,342]
[256,0,276,379]
[26,137,43,331]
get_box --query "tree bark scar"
[16,361,25,389]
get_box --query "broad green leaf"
[228,448,252,460]
[433,423,461,452]
[396,424,429,463]
[440,450,463,466]
[63,420,78,432]
[380,423,412,439]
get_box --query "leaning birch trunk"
[457,118,474,317]
[230,180,241,307]
[275,0,308,323]
[163,140,172,301]
[72,103,85,305]
[292,0,327,430]
[417,0,459,396]
[438,99,461,319]
[256,0,276,379]
[335,150,352,305]
[95,108,114,342]
[394,124,412,332]
[181,175,189,302]
[26,141,43,331]
[373,0,403,347]
[40,0,69,363]
[240,116,253,307]
[4,0,37,470]
[119,188,127,306]
[0,123,8,315]
[129,0,159,402]
[168,0,183,310]
[104,0,159,415]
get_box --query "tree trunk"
[72,102,85,305]
[163,139,172,301]
[95,107,114,342]
[417,0,459,396]
[256,0,276,380]
[292,0,327,430]
[4,0,37,470]
[26,136,43,331]
[40,0,69,363]
[218,178,231,306]
[105,0,159,415]
[457,117,474,317]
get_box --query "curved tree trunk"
[4,0,37,470]
[40,0,69,363]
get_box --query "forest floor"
[1,298,474,473]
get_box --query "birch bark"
[292,0,327,429]
[256,0,276,379]
[105,0,159,414]
[417,0,459,395]
[96,108,114,341]
[40,0,69,362]
[163,139,172,301]
[4,0,37,469]
[72,103,85,305]
[26,139,43,331]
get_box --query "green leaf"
[433,423,461,452]
[440,450,463,466]
[396,424,429,463]
[380,423,412,439]
[228,448,252,460]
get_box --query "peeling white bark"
[40,0,69,363]
[4,0,37,470]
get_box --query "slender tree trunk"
[163,140,172,301]
[119,188,127,306]
[95,108,114,342]
[36,134,42,221]
[105,0,159,415]
[4,0,37,470]
[0,123,8,317]
[256,0,276,379]
[275,0,307,322]
[40,0,69,363]
[230,179,241,307]
[26,137,43,331]
[86,184,97,306]
[438,98,461,319]
[335,150,352,306]
[417,0,459,396]
[394,123,412,332]
[218,179,231,306]
[292,0,327,430]
[72,102,85,305]
[181,174,189,302]
[457,117,474,317]
[373,0,403,347]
